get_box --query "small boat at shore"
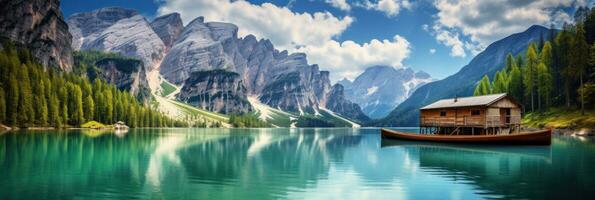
[381,128,551,145]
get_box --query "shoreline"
[1,124,593,137]
[552,128,594,136]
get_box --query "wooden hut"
[419,93,522,135]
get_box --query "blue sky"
[61,0,586,81]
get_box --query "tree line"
[475,7,595,115]
[229,114,269,128]
[0,40,188,128]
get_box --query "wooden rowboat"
[381,128,551,145]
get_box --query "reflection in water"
[1,129,595,199]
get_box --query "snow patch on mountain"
[342,66,433,119]
[366,86,378,96]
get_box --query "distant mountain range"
[372,25,555,126]
[339,66,432,119]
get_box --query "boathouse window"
[471,110,480,116]
[440,111,446,117]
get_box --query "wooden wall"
[420,107,486,127]
[420,97,522,128]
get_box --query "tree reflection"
[0,128,364,199]
[382,137,595,199]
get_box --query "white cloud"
[421,24,429,32]
[157,0,353,50]
[432,0,586,57]
[356,0,412,17]
[429,49,436,54]
[325,0,351,11]
[296,35,411,81]
[433,25,466,57]
[158,0,412,81]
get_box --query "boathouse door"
[500,108,511,125]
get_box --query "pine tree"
[537,62,553,110]
[6,76,18,126]
[505,53,515,72]
[36,78,48,126]
[572,23,590,115]
[84,95,94,121]
[584,8,595,44]
[104,90,113,123]
[474,75,492,96]
[58,86,69,125]
[557,25,574,108]
[523,43,539,112]
[492,70,508,94]
[71,85,84,125]
[48,95,60,127]
[17,64,34,127]
[0,87,6,124]
[516,55,524,71]
[129,105,137,127]
[508,64,523,103]
[540,42,553,68]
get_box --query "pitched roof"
[420,93,508,110]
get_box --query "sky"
[61,0,590,82]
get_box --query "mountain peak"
[153,12,181,23]
[526,25,548,32]
[188,16,205,25]
[151,12,184,49]
[70,7,139,19]
[365,65,394,72]
[414,71,431,79]
[343,65,432,119]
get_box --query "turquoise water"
[0,128,594,199]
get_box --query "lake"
[1,128,594,199]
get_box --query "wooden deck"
[420,115,521,128]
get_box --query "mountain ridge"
[341,66,432,119]
[66,7,367,126]
[372,25,554,126]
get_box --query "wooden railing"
[421,115,521,127]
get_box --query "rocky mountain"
[68,7,166,71]
[0,0,73,70]
[374,25,554,126]
[159,15,336,114]
[67,7,365,125]
[150,13,184,50]
[177,69,251,114]
[324,84,370,123]
[341,66,432,119]
[94,57,149,95]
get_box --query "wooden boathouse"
[419,93,522,135]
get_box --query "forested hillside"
[473,8,595,128]
[0,40,188,128]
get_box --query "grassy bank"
[522,108,595,129]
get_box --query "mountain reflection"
[0,128,364,199]
[2,129,595,199]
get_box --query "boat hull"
[381,128,551,145]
